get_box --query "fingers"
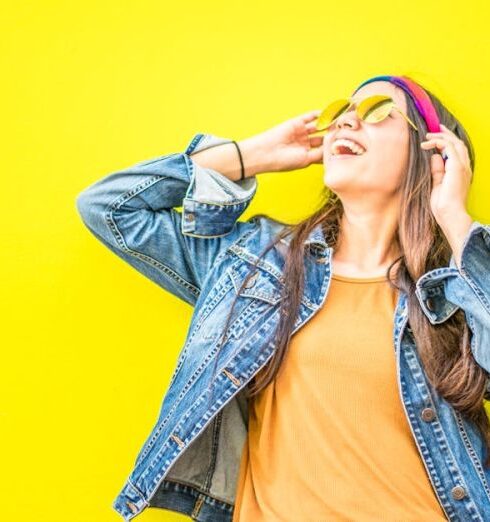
[421,137,455,163]
[424,125,468,163]
[305,121,324,133]
[307,142,325,164]
[422,133,472,183]
[309,136,324,148]
[301,109,322,123]
[430,153,445,187]
[438,125,470,162]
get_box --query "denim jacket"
[76,132,490,521]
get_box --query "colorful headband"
[352,75,442,133]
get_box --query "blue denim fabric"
[76,132,490,521]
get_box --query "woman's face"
[323,81,411,200]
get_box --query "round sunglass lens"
[358,96,394,123]
[316,99,351,130]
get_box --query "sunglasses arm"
[395,108,419,131]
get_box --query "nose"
[334,107,361,130]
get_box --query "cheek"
[366,142,407,187]
[389,142,410,186]
[384,135,409,165]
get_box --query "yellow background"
[2,1,489,521]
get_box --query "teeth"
[331,138,366,156]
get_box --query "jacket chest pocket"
[199,261,285,342]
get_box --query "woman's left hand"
[421,123,475,269]
[421,123,473,222]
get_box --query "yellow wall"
[2,1,489,521]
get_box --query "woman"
[76,74,490,521]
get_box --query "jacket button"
[186,212,195,222]
[451,485,466,500]
[426,297,436,311]
[126,501,138,513]
[244,272,258,288]
[421,407,436,421]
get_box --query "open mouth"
[329,149,367,160]
[329,139,367,160]
[330,152,363,159]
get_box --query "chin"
[323,171,354,188]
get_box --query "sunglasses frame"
[316,95,419,133]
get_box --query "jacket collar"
[279,222,330,250]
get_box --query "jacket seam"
[142,335,279,503]
[132,225,258,465]
[161,478,234,508]
[136,338,228,465]
[458,224,490,318]
[451,409,490,502]
[104,175,200,298]
[191,411,224,519]
[459,268,490,319]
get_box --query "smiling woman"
[234,74,480,397]
[209,75,488,521]
[76,73,490,522]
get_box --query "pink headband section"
[353,75,442,133]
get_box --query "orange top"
[232,273,447,521]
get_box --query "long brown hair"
[206,77,490,467]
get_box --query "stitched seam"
[127,479,148,502]
[136,337,228,464]
[227,247,316,310]
[189,409,224,520]
[460,269,490,319]
[452,409,490,501]
[189,270,237,342]
[458,225,490,318]
[143,331,280,499]
[184,197,255,208]
[190,218,259,292]
[105,174,200,298]
[160,478,234,508]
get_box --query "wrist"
[237,136,273,177]
[436,211,473,270]
[436,208,472,233]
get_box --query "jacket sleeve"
[415,221,490,374]
[75,133,259,307]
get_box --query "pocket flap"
[228,262,284,306]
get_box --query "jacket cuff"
[181,133,258,237]
[449,220,490,316]
[414,266,461,325]
[414,220,490,325]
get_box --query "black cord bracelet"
[231,140,245,180]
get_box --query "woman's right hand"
[246,110,326,173]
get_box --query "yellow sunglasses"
[315,94,419,133]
